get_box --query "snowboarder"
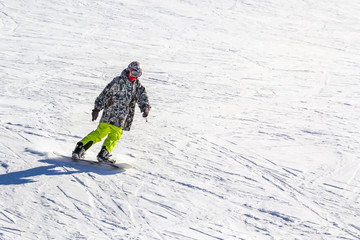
[72,61,151,163]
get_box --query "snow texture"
[1,0,360,239]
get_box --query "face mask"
[127,71,137,82]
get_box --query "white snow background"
[1,0,360,239]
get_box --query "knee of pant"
[109,126,122,141]
[96,124,111,138]
[115,132,122,140]
[111,132,121,141]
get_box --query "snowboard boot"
[72,142,85,160]
[97,146,115,163]
[72,141,93,160]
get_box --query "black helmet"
[127,61,142,77]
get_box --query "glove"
[92,109,100,121]
[141,107,149,118]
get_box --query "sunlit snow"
[1,0,360,239]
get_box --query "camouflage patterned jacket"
[94,69,151,131]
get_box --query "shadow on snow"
[0,157,124,185]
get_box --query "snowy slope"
[1,0,360,239]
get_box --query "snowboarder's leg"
[80,122,111,147]
[102,125,122,153]
[72,123,111,159]
[97,125,121,163]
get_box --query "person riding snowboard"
[72,61,151,163]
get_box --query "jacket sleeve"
[136,83,151,110]
[94,78,117,110]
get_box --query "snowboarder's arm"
[137,84,151,114]
[94,78,118,111]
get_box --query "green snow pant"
[80,122,122,153]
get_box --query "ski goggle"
[130,69,142,77]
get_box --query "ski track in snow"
[1,0,360,239]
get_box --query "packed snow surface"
[1,0,360,239]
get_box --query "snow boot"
[97,146,115,163]
[72,141,93,160]
[72,142,86,160]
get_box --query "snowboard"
[53,152,132,170]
